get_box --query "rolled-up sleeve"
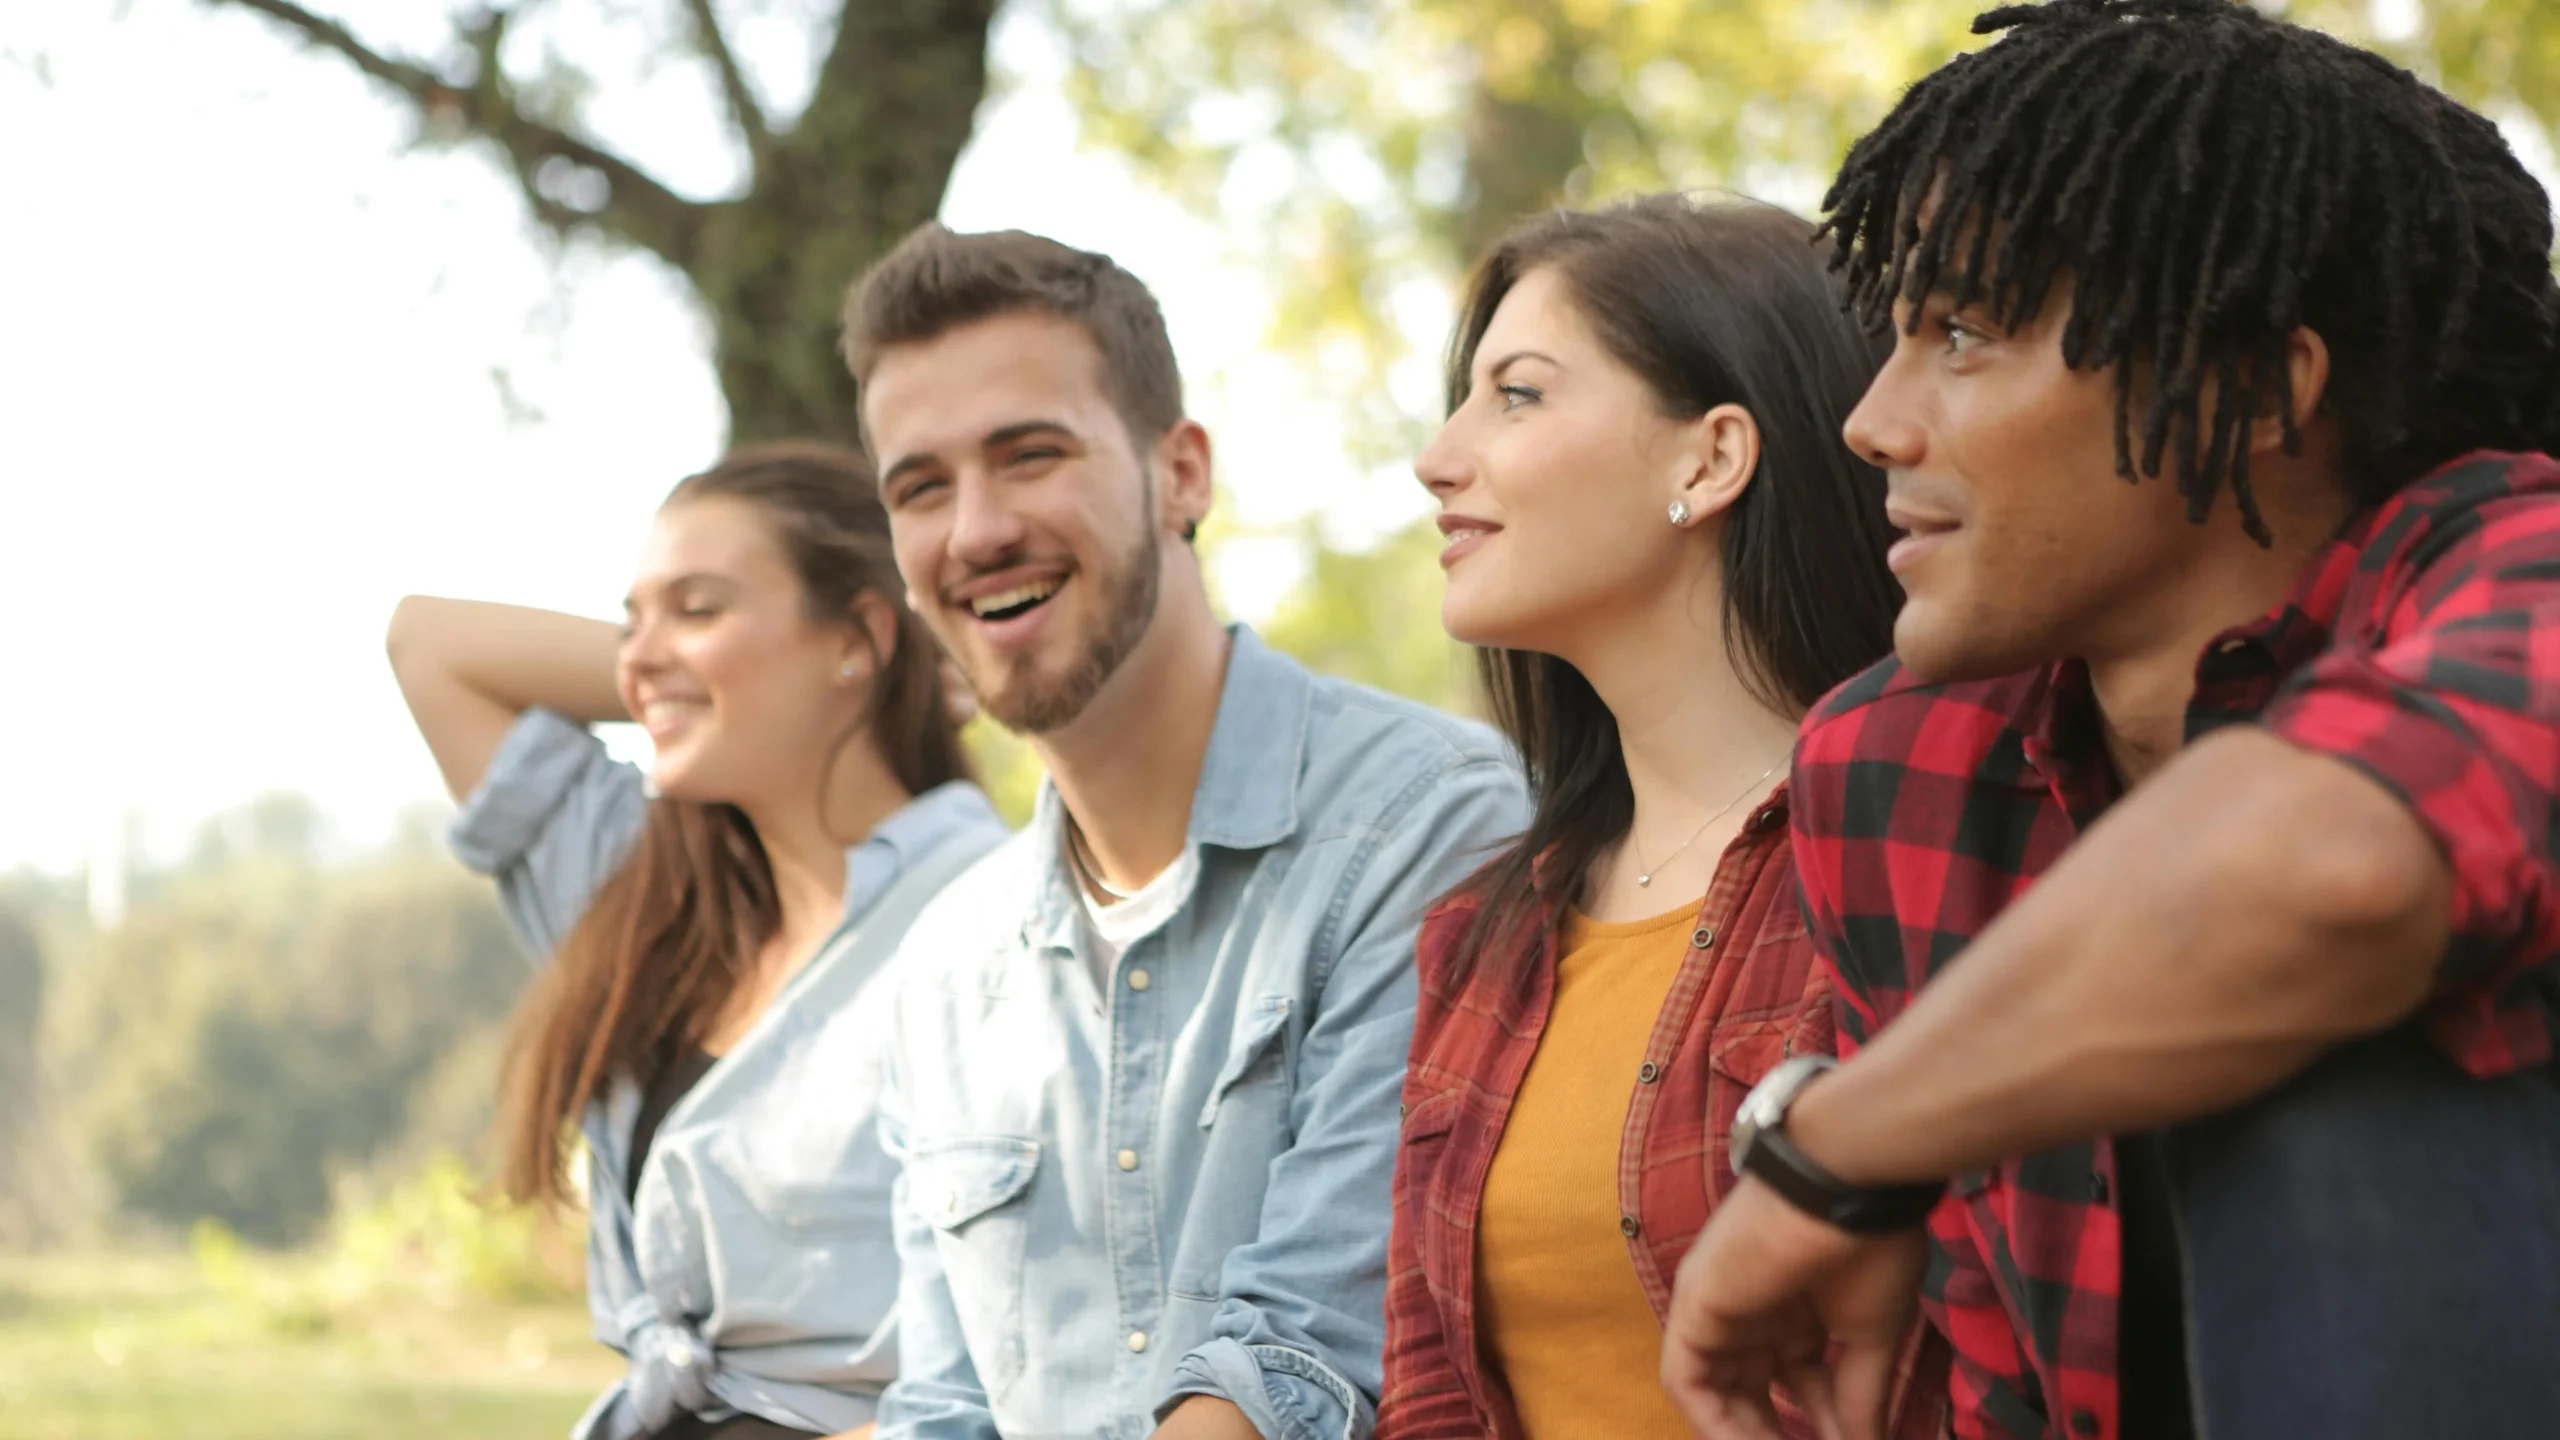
[1160,757,1526,1440]
[448,707,649,959]
[2261,458,2560,1073]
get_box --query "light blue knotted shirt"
[450,709,1007,1439]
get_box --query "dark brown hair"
[495,441,970,1206]
[1449,195,1902,976]
[842,224,1184,446]
[1821,0,2560,541]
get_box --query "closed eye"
[890,475,947,507]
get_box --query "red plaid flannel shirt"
[1379,788,1949,1440]
[1793,450,2560,1440]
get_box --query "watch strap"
[1740,1118,1946,1234]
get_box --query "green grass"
[0,1248,621,1439]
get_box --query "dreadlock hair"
[1820,0,2560,543]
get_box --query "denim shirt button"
[1127,1330,1150,1353]
[1128,968,1153,992]
[1117,1149,1140,1172]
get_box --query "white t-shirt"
[1076,847,1197,993]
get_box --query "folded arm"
[1797,477,2560,1184]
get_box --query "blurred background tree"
[0,908,46,1244]
[49,796,527,1246]
[209,0,999,443]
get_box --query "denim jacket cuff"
[1163,1338,1373,1440]
[448,706,597,875]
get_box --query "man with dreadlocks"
[1657,3,2560,1439]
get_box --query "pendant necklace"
[1631,755,1788,888]
[1064,815,1139,902]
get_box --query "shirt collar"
[1020,623,1313,952]
[843,780,1002,923]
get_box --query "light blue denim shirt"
[872,627,1529,1440]
[449,708,1007,1440]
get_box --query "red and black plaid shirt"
[1793,450,2560,1440]
[1380,791,1949,1440]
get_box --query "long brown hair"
[1446,196,1901,983]
[496,441,970,1206]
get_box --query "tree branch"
[210,0,705,270]
[679,0,772,170]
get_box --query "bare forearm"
[386,596,626,799]
[1793,726,2452,1185]
[389,597,627,720]
[1150,1395,1264,1440]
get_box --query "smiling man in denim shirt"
[840,226,1527,1440]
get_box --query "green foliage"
[56,808,531,1246]
[1257,517,1477,714]
[0,1245,611,1439]
[1061,0,2560,477]
[963,716,1048,828]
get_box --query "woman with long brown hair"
[387,442,1004,1440]
[1379,196,1945,1439]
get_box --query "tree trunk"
[209,0,1002,446]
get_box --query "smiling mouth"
[967,577,1063,623]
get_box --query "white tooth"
[970,580,1061,617]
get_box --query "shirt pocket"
[1706,1017,1796,1185]
[908,1134,1041,1400]
[1396,1088,1469,1305]
[1197,995,1294,1131]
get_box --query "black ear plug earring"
[1180,518,1200,544]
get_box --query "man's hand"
[1661,1176,1927,1440]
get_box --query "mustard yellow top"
[1474,898,1700,1440]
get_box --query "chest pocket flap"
[1199,996,1293,1130]
[909,1135,1040,1231]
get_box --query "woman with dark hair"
[1378,196,1945,1439]
[386,442,1004,1440]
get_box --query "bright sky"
[0,0,1436,879]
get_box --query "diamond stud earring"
[1668,500,1692,526]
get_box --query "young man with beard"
[1659,3,2560,1440]
[841,227,1527,1440]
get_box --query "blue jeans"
[2170,1024,2560,1439]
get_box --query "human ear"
[838,591,899,683]
[1154,419,1215,541]
[2250,326,2331,457]
[1670,403,1762,526]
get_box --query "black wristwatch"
[1730,1055,1944,1234]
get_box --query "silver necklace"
[1064,816,1138,902]
[1631,755,1789,888]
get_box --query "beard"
[977,519,1162,734]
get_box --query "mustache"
[934,552,1077,607]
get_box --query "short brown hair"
[843,224,1184,444]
